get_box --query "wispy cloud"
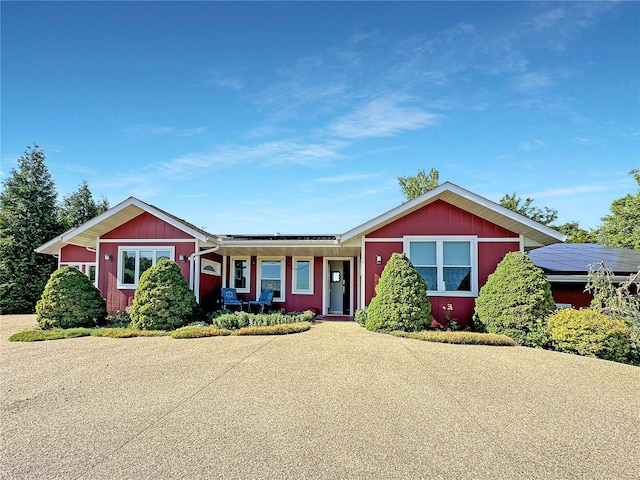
[531,184,610,199]
[314,172,379,183]
[329,96,441,139]
[511,72,554,94]
[519,140,548,151]
[129,124,207,137]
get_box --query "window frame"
[229,256,251,293]
[256,257,286,302]
[403,236,478,297]
[292,256,314,295]
[117,246,175,289]
[62,262,97,286]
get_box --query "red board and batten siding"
[364,200,521,328]
[98,212,197,313]
[60,244,97,264]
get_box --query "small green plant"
[392,330,516,346]
[366,252,433,332]
[546,308,630,362]
[473,252,555,346]
[129,259,197,330]
[104,310,131,328]
[36,266,107,329]
[208,310,315,330]
[354,308,367,326]
[441,303,459,331]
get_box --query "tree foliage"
[398,168,439,202]
[59,180,109,230]
[473,252,555,346]
[596,171,640,250]
[0,145,62,314]
[366,252,433,332]
[129,259,198,330]
[36,266,106,329]
[553,221,595,244]
[499,193,558,226]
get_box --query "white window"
[117,247,174,289]
[63,263,97,286]
[230,256,250,293]
[292,257,314,295]
[404,236,477,296]
[257,257,285,302]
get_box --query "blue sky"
[2,1,638,234]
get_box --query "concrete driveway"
[1,314,639,480]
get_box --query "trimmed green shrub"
[366,252,433,332]
[473,252,555,346]
[129,259,197,330]
[392,330,517,346]
[36,266,106,329]
[209,310,314,330]
[547,309,630,362]
[354,308,367,326]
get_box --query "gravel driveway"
[1,314,639,479]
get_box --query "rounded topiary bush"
[129,259,197,330]
[366,252,433,332]
[547,308,630,362]
[36,266,106,329]
[473,251,555,346]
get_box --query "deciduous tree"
[499,193,558,226]
[398,168,439,202]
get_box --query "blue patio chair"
[221,288,242,310]
[248,289,274,313]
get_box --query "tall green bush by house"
[473,251,555,346]
[129,259,197,330]
[546,309,630,363]
[366,252,433,332]
[36,266,106,329]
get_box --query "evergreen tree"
[366,252,433,332]
[398,168,439,202]
[0,145,62,313]
[59,180,109,230]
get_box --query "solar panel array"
[528,243,640,274]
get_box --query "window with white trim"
[118,247,174,288]
[292,257,314,295]
[63,263,97,285]
[404,237,477,296]
[257,258,285,301]
[230,256,250,293]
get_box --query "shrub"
[546,309,630,362]
[209,310,314,330]
[234,322,311,336]
[391,330,517,346]
[129,259,197,330]
[473,252,555,346]
[354,308,367,326]
[366,252,433,332]
[36,266,106,329]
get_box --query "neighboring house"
[36,182,566,327]
[529,243,640,308]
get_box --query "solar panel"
[528,243,640,274]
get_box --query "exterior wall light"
[104,254,112,262]
[376,255,382,265]
[179,254,187,262]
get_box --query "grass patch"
[9,327,94,342]
[392,330,517,346]
[93,328,167,338]
[234,322,311,336]
[170,326,232,339]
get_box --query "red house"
[36,182,566,327]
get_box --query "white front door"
[328,261,344,314]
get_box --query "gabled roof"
[36,197,218,255]
[340,182,566,247]
[529,243,640,275]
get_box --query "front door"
[327,260,351,315]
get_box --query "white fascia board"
[219,239,340,248]
[340,182,566,244]
[37,197,215,255]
